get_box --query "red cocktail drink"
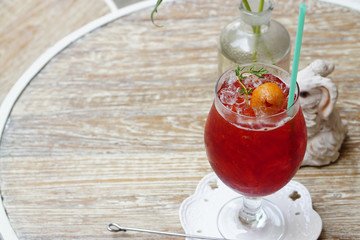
[204,64,307,239]
[205,65,306,197]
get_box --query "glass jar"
[218,0,291,74]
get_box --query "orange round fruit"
[250,82,285,115]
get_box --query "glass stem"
[239,197,264,226]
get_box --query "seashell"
[297,59,347,166]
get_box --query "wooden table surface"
[0,0,360,239]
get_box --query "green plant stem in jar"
[218,0,291,74]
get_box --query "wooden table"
[1,0,359,239]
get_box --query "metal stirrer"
[107,223,228,240]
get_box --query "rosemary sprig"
[248,66,269,78]
[233,66,269,106]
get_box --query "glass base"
[217,197,285,240]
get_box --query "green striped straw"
[287,3,307,109]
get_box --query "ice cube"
[243,74,262,88]
[252,106,268,117]
[219,89,237,105]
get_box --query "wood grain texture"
[0,0,110,104]
[0,0,360,239]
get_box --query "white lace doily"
[179,172,322,240]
